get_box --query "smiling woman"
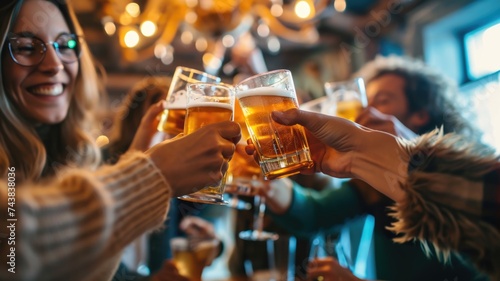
[0,0,103,181]
[0,2,241,281]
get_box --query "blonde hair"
[0,0,102,181]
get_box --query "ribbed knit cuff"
[96,151,172,245]
[12,152,172,281]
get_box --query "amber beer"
[237,87,313,180]
[183,102,233,197]
[171,237,217,281]
[225,99,263,195]
[184,102,233,135]
[324,78,367,121]
[157,66,221,135]
[158,106,186,135]
[336,98,364,121]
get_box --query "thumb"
[271,108,325,133]
[142,100,167,124]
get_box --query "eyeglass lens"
[8,34,80,66]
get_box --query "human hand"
[151,260,189,281]
[265,108,364,179]
[248,108,408,202]
[180,216,221,265]
[129,100,169,152]
[356,107,417,140]
[307,257,363,281]
[147,121,241,197]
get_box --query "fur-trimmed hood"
[388,130,500,280]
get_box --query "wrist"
[350,129,409,202]
[267,177,294,214]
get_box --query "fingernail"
[159,100,167,109]
[271,111,287,123]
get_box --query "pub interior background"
[71,0,500,279]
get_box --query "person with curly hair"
[261,56,489,280]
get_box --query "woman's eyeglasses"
[7,33,81,67]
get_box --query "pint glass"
[224,99,263,196]
[178,82,234,205]
[235,69,313,180]
[157,66,221,137]
[323,77,367,121]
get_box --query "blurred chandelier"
[101,0,330,73]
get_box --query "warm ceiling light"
[140,21,156,37]
[295,1,312,19]
[257,23,270,37]
[103,0,329,71]
[181,31,194,44]
[267,36,281,53]
[103,21,116,35]
[124,30,140,48]
[270,4,283,17]
[222,34,235,48]
[195,37,208,52]
[125,2,141,17]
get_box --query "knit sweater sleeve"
[0,152,171,281]
[387,130,500,280]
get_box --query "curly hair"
[0,0,103,181]
[106,76,170,163]
[355,55,480,140]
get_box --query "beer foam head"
[236,87,294,99]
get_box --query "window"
[464,21,500,80]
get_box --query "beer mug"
[235,69,313,180]
[323,77,368,121]
[157,66,221,137]
[178,82,235,205]
[224,99,263,196]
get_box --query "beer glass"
[224,99,262,210]
[157,66,221,137]
[323,77,368,121]
[170,237,218,281]
[178,82,234,205]
[235,69,313,180]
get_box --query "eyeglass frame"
[6,32,83,67]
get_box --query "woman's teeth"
[30,84,63,96]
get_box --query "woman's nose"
[37,44,64,73]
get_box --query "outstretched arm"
[269,108,500,279]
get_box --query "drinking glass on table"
[323,77,368,121]
[235,69,313,180]
[170,237,219,281]
[178,82,234,205]
[157,66,221,137]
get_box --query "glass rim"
[235,69,291,87]
[174,66,221,82]
[187,81,234,90]
[324,77,364,88]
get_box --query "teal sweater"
[269,181,489,281]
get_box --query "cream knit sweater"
[0,152,171,281]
